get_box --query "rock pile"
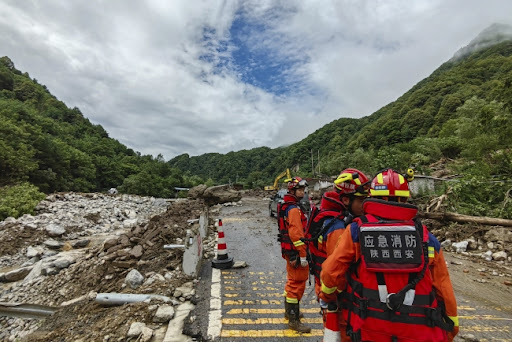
[0,192,217,342]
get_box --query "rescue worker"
[316,169,369,342]
[278,176,311,333]
[320,168,459,342]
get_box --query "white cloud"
[1,0,511,159]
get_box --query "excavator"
[264,169,291,191]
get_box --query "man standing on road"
[278,176,311,333]
[312,169,369,342]
[319,168,459,341]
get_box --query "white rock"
[45,224,66,237]
[492,251,507,261]
[452,241,468,253]
[126,322,153,341]
[125,269,144,289]
[482,250,493,261]
[153,305,175,323]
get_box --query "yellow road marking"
[457,305,476,311]
[221,329,324,337]
[223,317,323,324]
[223,292,283,298]
[226,308,320,314]
[462,326,510,332]
[252,287,280,291]
[460,315,512,321]
[225,299,283,305]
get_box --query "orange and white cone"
[212,218,234,269]
[323,309,341,342]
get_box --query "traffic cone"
[212,218,234,269]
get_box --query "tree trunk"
[418,212,512,227]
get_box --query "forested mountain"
[170,25,512,218]
[1,25,511,220]
[0,56,205,219]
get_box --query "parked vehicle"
[269,189,311,217]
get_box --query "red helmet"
[369,168,413,198]
[320,191,345,211]
[334,168,370,196]
[287,176,308,191]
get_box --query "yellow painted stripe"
[459,315,512,321]
[223,292,284,298]
[457,306,476,311]
[223,317,323,324]
[252,287,280,291]
[224,299,283,305]
[221,329,324,337]
[462,326,510,332]
[248,272,276,275]
[226,308,320,315]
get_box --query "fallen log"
[418,212,512,227]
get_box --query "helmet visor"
[297,179,308,187]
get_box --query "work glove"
[300,257,308,267]
[289,255,301,268]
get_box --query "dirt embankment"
[0,193,210,342]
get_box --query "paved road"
[195,196,512,342]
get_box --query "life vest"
[343,199,454,342]
[305,207,344,285]
[277,194,307,258]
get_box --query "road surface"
[193,196,512,342]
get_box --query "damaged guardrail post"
[164,210,208,278]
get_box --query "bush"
[0,183,46,220]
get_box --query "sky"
[1,1,511,160]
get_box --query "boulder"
[202,185,241,205]
[188,184,208,199]
[485,228,512,243]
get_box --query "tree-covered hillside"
[170,34,512,218]
[0,57,206,219]
[1,26,511,220]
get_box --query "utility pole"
[311,149,314,176]
[317,150,320,175]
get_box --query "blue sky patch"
[200,9,308,97]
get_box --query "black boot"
[284,301,304,320]
[287,302,311,333]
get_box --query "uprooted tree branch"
[418,211,512,228]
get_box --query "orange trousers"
[315,283,351,342]
[284,256,309,303]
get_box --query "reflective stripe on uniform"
[286,297,298,304]
[293,240,305,247]
[321,282,338,294]
[428,246,435,258]
[395,190,410,197]
[370,190,390,196]
[449,316,459,327]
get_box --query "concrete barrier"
[182,210,208,277]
